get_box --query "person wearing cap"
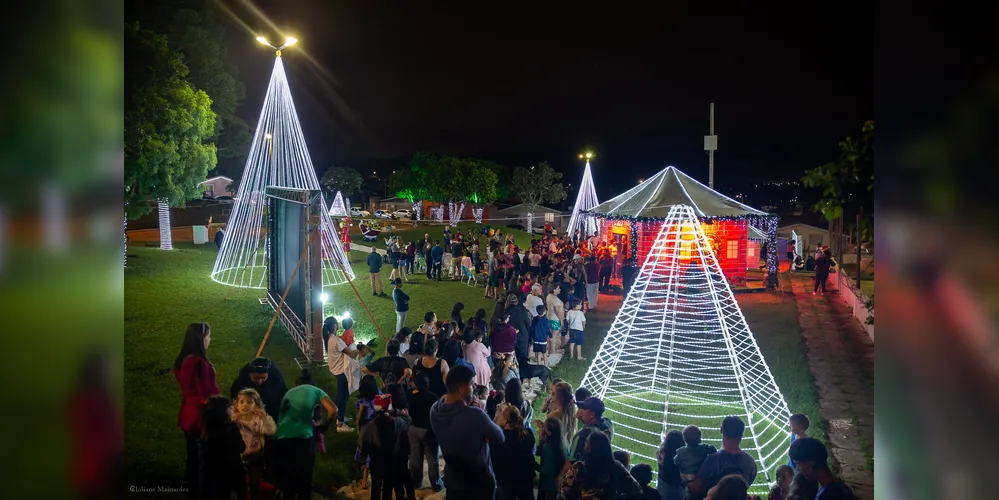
[568,396,615,461]
[392,278,410,333]
[230,357,288,422]
[359,393,413,500]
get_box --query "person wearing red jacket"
[174,322,219,497]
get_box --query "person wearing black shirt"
[367,246,386,296]
[407,373,443,491]
[505,294,533,368]
[813,249,833,295]
[621,258,638,296]
[363,340,412,385]
[450,240,463,281]
[229,357,287,422]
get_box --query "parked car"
[373,210,392,219]
[393,209,412,219]
[350,207,370,217]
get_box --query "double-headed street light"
[256,35,299,56]
[578,152,595,161]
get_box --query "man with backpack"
[687,416,758,500]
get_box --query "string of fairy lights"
[580,204,790,493]
[210,53,354,289]
[328,191,347,217]
[566,156,600,238]
[157,199,173,250]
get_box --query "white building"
[199,176,234,198]
[494,203,566,233]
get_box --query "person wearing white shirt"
[326,318,359,432]
[525,284,544,320]
[565,300,587,361]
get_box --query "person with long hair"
[541,382,576,445]
[491,405,536,500]
[174,322,218,497]
[233,388,277,498]
[450,302,466,332]
[413,338,449,397]
[489,298,507,335]
[537,417,567,500]
[199,395,246,500]
[563,431,640,499]
[657,429,686,500]
[503,378,533,431]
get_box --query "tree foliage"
[320,166,364,199]
[126,0,250,181]
[390,153,499,205]
[802,120,874,223]
[511,162,567,213]
[124,22,218,219]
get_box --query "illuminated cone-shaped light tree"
[329,191,347,217]
[211,51,354,289]
[566,154,599,239]
[580,204,789,493]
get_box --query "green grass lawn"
[529,290,826,493]
[126,242,823,495]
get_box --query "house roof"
[198,176,233,185]
[747,225,767,240]
[495,203,562,214]
[588,166,767,219]
[777,222,827,234]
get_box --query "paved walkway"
[788,272,874,499]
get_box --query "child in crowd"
[357,341,376,369]
[768,464,794,500]
[341,317,356,347]
[486,389,506,421]
[491,354,520,391]
[788,413,810,466]
[199,395,246,500]
[630,463,662,500]
[531,304,551,366]
[469,385,488,410]
[614,450,632,471]
[233,388,276,498]
[354,375,381,489]
[359,394,413,500]
[674,425,718,487]
[536,417,567,500]
[565,299,587,361]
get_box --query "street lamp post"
[256,36,298,57]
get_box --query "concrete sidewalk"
[789,273,874,499]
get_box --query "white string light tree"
[566,152,600,240]
[211,36,354,289]
[328,191,347,217]
[580,204,790,494]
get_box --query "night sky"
[220,1,872,200]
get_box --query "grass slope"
[125,240,822,494]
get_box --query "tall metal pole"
[709,103,715,189]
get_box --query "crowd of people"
[172,225,856,499]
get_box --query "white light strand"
[448,201,465,227]
[566,160,600,238]
[211,56,354,290]
[123,205,128,268]
[412,202,421,223]
[472,207,484,224]
[527,212,534,234]
[431,206,444,224]
[580,204,790,494]
[329,191,347,217]
[158,199,173,250]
